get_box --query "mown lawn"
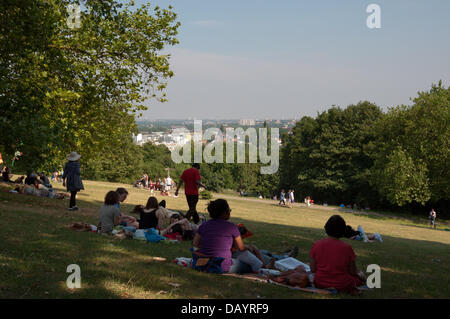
[0,180,449,299]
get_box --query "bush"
[200,190,213,200]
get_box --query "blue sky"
[134,0,450,119]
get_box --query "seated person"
[13,176,25,184]
[2,166,11,182]
[115,188,139,228]
[134,196,174,230]
[25,172,38,185]
[38,172,52,188]
[98,191,121,234]
[192,199,266,274]
[310,215,366,294]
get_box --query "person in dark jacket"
[62,152,84,211]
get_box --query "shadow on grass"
[1,190,449,299]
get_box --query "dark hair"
[145,196,159,209]
[183,230,195,241]
[192,163,200,169]
[324,215,347,238]
[169,224,183,235]
[238,225,248,236]
[344,225,361,238]
[170,214,182,221]
[116,187,128,195]
[132,205,145,214]
[105,191,120,205]
[207,199,230,219]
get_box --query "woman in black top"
[136,196,159,229]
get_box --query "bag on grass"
[144,228,165,243]
[190,248,224,274]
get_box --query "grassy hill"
[0,179,449,299]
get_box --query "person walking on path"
[62,151,84,211]
[175,163,208,224]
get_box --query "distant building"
[239,119,256,126]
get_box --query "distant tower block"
[239,119,256,126]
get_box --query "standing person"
[288,189,295,208]
[175,163,208,224]
[166,175,173,193]
[278,189,286,206]
[429,209,437,229]
[62,152,84,211]
[289,189,295,205]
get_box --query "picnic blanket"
[173,257,350,295]
[173,256,370,295]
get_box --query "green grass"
[0,180,449,299]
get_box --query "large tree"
[279,101,383,206]
[369,81,450,207]
[0,0,180,172]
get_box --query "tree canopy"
[0,0,180,173]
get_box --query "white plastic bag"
[274,257,311,272]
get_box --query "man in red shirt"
[175,163,208,224]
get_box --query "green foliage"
[279,101,383,206]
[369,81,450,207]
[200,190,213,200]
[0,0,180,175]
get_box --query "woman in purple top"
[193,199,263,273]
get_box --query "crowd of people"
[2,151,442,296]
[97,187,202,241]
[1,164,70,199]
[133,174,175,196]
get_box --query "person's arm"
[62,164,68,186]
[309,257,317,273]
[193,232,202,249]
[174,179,183,196]
[155,209,165,230]
[196,179,207,190]
[233,235,246,252]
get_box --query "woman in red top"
[310,215,365,294]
